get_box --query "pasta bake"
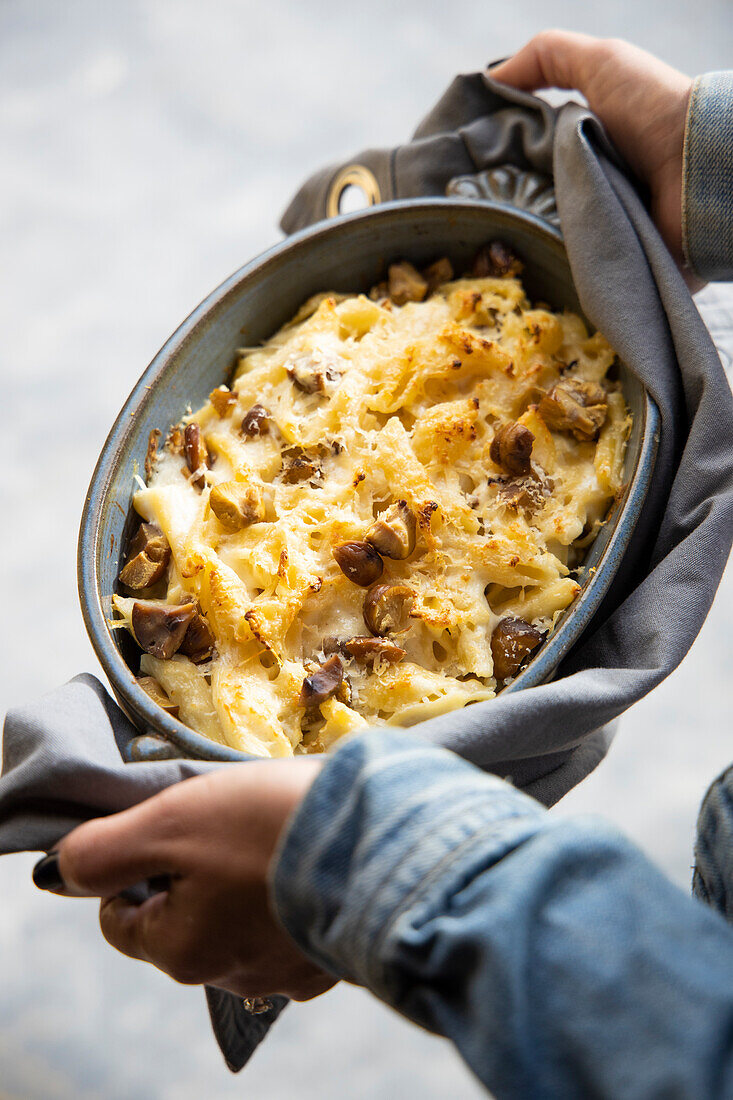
[112,242,630,757]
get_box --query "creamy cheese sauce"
[114,265,630,757]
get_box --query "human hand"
[34,760,334,1000]
[491,32,693,272]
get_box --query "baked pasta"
[112,243,631,757]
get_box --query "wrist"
[263,757,324,865]
[268,730,546,990]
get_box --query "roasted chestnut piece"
[131,601,196,660]
[241,403,270,436]
[333,541,384,587]
[538,379,608,441]
[489,423,534,477]
[366,501,417,560]
[209,482,266,531]
[388,261,428,305]
[119,522,171,589]
[343,636,406,667]
[287,352,342,395]
[184,423,210,488]
[179,611,216,664]
[299,655,344,708]
[209,386,238,417]
[423,256,454,294]
[471,240,523,279]
[136,675,179,717]
[491,476,547,513]
[280,446,324,484]
[368,281,389,301]
[363,584,414,636]
[490,617,545,682]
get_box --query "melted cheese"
[121,272,630,756]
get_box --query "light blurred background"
[1,1,731,1096]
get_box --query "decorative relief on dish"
[446,165,560,228]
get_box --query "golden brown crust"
[117,249,629,756]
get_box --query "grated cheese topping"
[114,265,630,757]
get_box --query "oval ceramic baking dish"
[78,198,659,763]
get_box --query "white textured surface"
[1,2,731,1096]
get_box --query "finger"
[99,891,182,971]
[99,887,211,985]
[489,30,603,93]
[57,789,188,897]
[99,895,153,962]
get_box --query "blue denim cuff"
[682,71,733,281]
[270,730,545,993]
[693,762,733,921]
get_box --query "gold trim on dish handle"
[326,164,381,218]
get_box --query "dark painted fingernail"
[32,852,66,892]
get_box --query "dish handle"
[325,163,559,230]
[126,731,189,762]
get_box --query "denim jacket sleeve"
[694,763,733,920]
[683,71,733,281]
[271,730,733,1099]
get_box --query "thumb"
[52,795,182,898]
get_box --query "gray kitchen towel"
[0,672,288,1072]
[2,70,733,1073]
